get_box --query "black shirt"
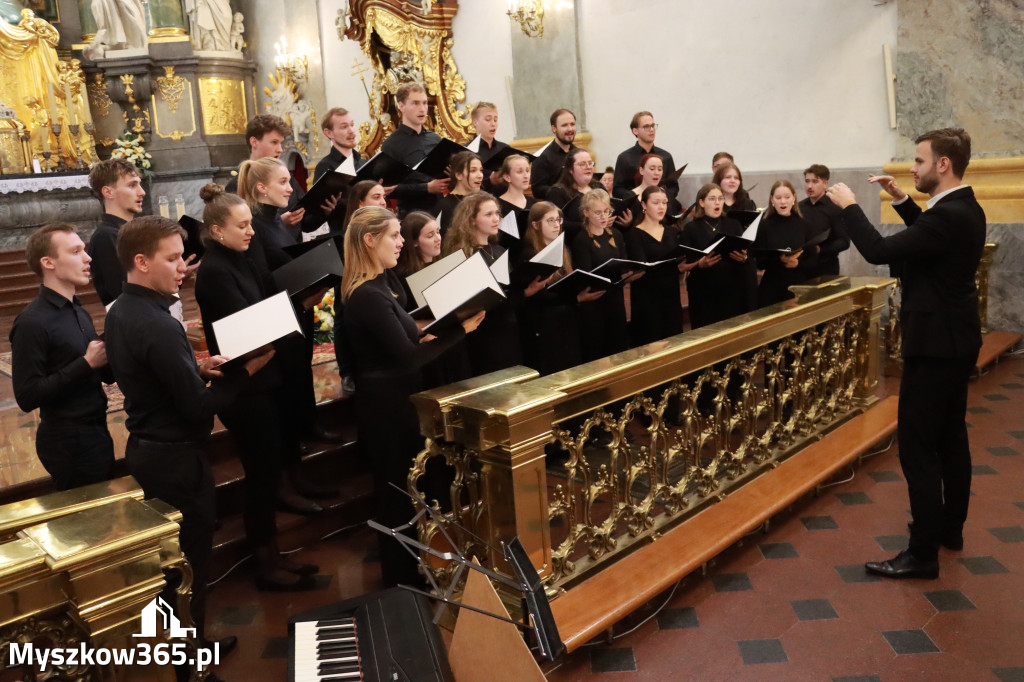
[225,169,322,237]
[612,142,680,203]
[252,202,295,271]
[86,213,127,306]
[476,137,510,194]
[380,123,442,216]
[313,146,366,232]
[530,141,578,201]
[798,195,849,276]
[105,282,249,442]
[10,286,109,422]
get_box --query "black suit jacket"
[840,187,986,359]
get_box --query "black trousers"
[35,418,115,491]
[125,436,216,641]
[219,389,296,547]
[899,356,975,561]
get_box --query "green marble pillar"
[147,0,188,39]
[76,0,98,41]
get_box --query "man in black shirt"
[469,101,510,193]
[799,164,850,276]
[226,114,340,236]
[10,223,114,490]
[612,111,680,203]
[530,108,579,200]
[380,82,449,216]
[105,215,273,663]
[313,106,365,231]
[86,158,145,306]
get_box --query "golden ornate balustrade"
[408,276,894,603]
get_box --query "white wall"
[316,1,516,140]
[577,0,899,173]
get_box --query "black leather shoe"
[305,425,345,443]
[279,555,319,576]
[201,635,237,657]
[865,550,939,579]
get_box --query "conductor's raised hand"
[866,174,908,202]
[461,310,486,333]
[825,183,857,210]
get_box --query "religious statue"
[229,12,244,51]
[264,69,316,159]
[24,95,54,169]
[184,0,234,52]
[90,0,147,50]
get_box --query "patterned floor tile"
[737,638,788,664]
[882,629,940,654]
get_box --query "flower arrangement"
[312,289,335,344]
[110,133,153,176]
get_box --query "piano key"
[316,618,355,627]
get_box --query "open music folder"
[178,214,205,261]
[510,232,564,287]
[405,249,467,309]
[272,239,345,306]
[210,290,302,366]
[421,251,506,335]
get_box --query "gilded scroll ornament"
[264,68,318,160]
[197,77,246,135]
[155,65,185,114]
[87,73,112,117]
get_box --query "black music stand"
[368,485,566,662]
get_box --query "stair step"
[0,272,40,288]
[0,250,24,265]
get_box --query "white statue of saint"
[184,0,233,51]
[90,0,147,50]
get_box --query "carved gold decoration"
[343,0,473,154]
[976,242,997,335]
[880,156,1024,224]
[198,77,247,135]
[97,136,116,147]
[155,65,186,114]
[263,68,318,160]
[120,73,134,99]
[87,72,111,117]
[148,26,188,39]
[409,277,895,600]
[507,0,544,38]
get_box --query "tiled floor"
[138,356,1024,680]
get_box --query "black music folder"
[497,198,530,239]
[547,268,614,298]
[282,230,345,259]
[412,138,470,179]
[295,171,352,214]
[590,257,647,281]
[178,215,205,261]
[612,193,639,218]
[421,251,506,335]
[510,233,564,288]
[272,239,345,305]
[664,162,688,183]
[481,145,535,173]
[675,237,725,263]
[356,151,413,186]
[728,209,762,228]
[210,291,302,367]
[709,232,754,256]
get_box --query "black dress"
[435,193,464,237]
[465,243,523,376]
[755,213,814,307]
[513,244,582,376]
[570,228,630,361]
[497,196,535,258]
[626,225,684,346]
[344,274,466,586]
[723,194,757,214]
[679,216,758,328]
[195,242,297,548]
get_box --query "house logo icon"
[133,597,196,638]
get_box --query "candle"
[158,196,170,218]
[46,83,57,125]
[173,194,186,220]
[63,80,76,126]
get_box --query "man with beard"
[827,127,986,580]
[530,108,580,200]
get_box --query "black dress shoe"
[279,555,319,576]
[305,425,345,443]
[201,635,237,657]
[865,550,939,579]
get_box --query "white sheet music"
[498,210,519,239]
[490,250,510,285]
[465,135,482,153]
[532,232,564,267]
[336,153,357,176]
[741,210,764,241]
[405,249,467,308]
[423,251,504,321]
[534,138,554,156]
[211,291,302,360]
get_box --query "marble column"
[147,0,189,39]
[76,0,98,42]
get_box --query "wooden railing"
[408,276,894,604]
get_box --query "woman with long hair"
[756,179,815,307]
[571,188,631,360]
[341,206,483,587]
[679,183,758,328]
[435,151,483,235]
[625,186,685,345]
[546,148,601,244]
[712,162,756,214]
[194,184,318,591]
[441,191,526,375]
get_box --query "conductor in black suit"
[827,127,986,580]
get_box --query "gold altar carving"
[198,77,247,135]
[156,65,186,114]
[264,67,318,160]
[342,0,473,155]
[87,72,111,117]
[409,277,894,602]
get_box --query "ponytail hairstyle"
[342,180,384,229]
[526,201,571,278]
[693,183,723,219]
[237,157,286,212]
[199,183,247,244]
[340,206,397,302]
[396,211,436,275]
[441,191,500,257]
